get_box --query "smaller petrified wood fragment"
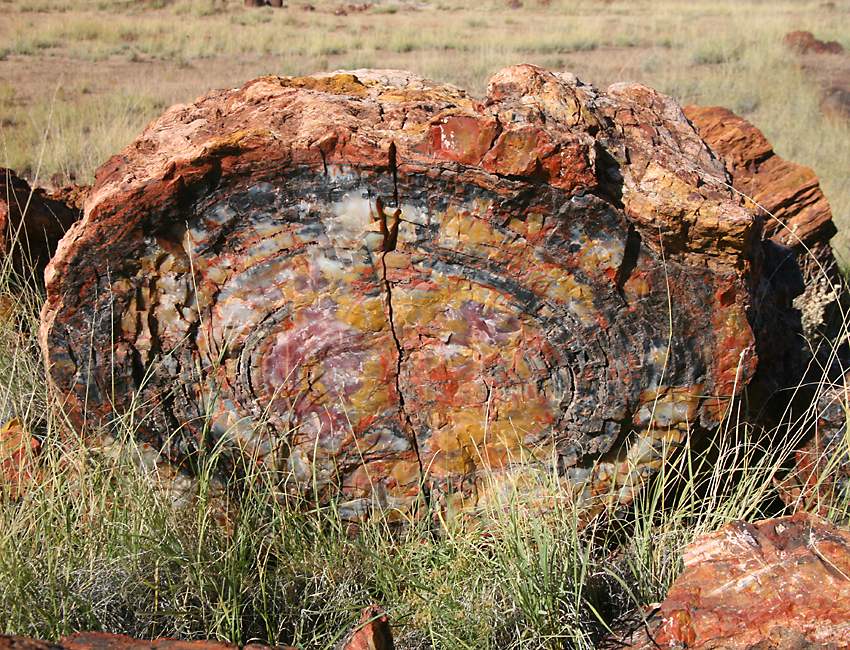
[27,633,290,650]
[685,104,845,411]
[686,105,850,516]
[624,513,850,649]
[41,66,759,520]
[335,606,394,650]
[0,610,389,650]
[0,419,40,500]
[0,169,82,277]
[684,105,835,252]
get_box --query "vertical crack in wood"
[380,246,428,508]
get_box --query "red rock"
[0,169,82,277]
[685,105,848,503]
[684,105,835,251]
[0,418,41,499]
[45,183,88,214]
[337,606,394,650]
[0,634,292,650]
[60,634,240,650]
[0,637,59,650]
[784,31,844,55]
[782,31,850,125]
[684,102,841,384]
[40,66,762,520]
[624,513,850,649]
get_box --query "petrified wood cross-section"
[40,66,758,518]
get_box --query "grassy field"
[0,0,848,248]
[1,1,850,647]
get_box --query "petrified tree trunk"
[41,66,760,519]
[0,169,82,278]
[684,106,835,249]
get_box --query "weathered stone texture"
[335,606,394,650]
[5,634,289,650]
[624,513,850,649]
[685,104,844,412]
[685,106,850,527]
[0,606,392,650]
[684,105,835,252]
[59,634,278,650]
[0,637,59,650]
[41,66,760,519]
[0,168,82,276]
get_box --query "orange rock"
[0,636,59,650]
[624,513,850,649]
[59,633,295,650]
[784,31,845,55]
[337,606,394,650]
[0,418,40,499]
[40,66,768,520]
[684,105,835,249]
[685,103,842,396]
[0,634,296,650]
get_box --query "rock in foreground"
[335,605,394,650]
[0,608,393,650]
[41,65,761,519]
[623,513,850,649]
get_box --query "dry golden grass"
[1,4,850,645]
[0,0,848,250]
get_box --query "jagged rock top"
[684,104,836,249]
[56,65,753,282]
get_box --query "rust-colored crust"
[625,512,850,649]
[684,104,836,250]
[0,168,82,276]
